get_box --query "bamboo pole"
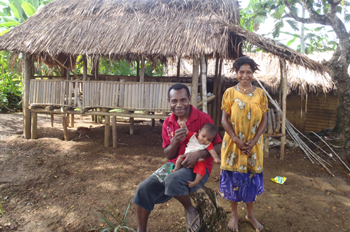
[31,112,37,139]
[280,58,287,160]
[23,54,31,139]
[215,59,223,127]
[200,55,208,113]
[103,109,111,147]
[140,57,145,83]
[112,116,117,148]
[83,55,87,81]
[191,56,199,107]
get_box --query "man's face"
[168,88,191,118]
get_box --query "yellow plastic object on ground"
[271,176,287,184]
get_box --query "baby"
[171,122,221,187]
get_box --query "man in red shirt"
[133,83,222,232]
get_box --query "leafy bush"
[0,51,22,113]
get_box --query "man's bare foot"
[228,215,239,231]
[187,181,198,188]
[186,207,200,232]
[245,215,263,232]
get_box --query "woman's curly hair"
[232,57,260,73]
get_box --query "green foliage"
[241,0,348,53]
[0,0,54,35]
[0,187,5,217]
[0,51,22,112]
[94,200,135,232]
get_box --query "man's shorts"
[133,162,209,212]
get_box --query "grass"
[93,199,135,232]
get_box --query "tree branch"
[327,0,342,15]
[281,0,331,25]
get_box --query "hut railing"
[29,80,192,112]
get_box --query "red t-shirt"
[162,106,222,175]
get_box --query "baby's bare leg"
[188,173,203,188]
[171,156,183,172]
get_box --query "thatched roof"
[0,0,243,59]
[166,52,336,94]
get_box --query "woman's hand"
[242,139,257,155]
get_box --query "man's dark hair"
[201,123,218,139]
[232,56,260,73]
[168,83,191,99]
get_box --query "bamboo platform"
[29,80,188,112]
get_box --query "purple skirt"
[219,170,264,203]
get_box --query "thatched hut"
[0,0,330,155]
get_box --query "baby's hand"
[214,158,221,163]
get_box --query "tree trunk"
[326,49,350,140]
[190,186,229,232]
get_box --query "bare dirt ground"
[0,113,350,232]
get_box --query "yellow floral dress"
[221,87,268,174]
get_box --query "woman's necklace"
[237,83,252,94]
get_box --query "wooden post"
[136,60,140,81]
[212,56,219,124]
[215,59,223,128]
[177,57,181,81]
[279,61,283,107]
[280,58,287,160]
[94,109,98,123]
[151,118,155,127]
[264,137,269,158]
[83,55,87,81]
[70,114,74,128]
[140,57,145,83]
[191,56,199,107]
[200,55,208,113]
[95,57,99,80]
[51,113,54,127]
[103,109,111,147]
[23,54,31,139]
[31,112,37,139]
[130,117,134,135]
[62,109,69,141]
[112,116,117,148]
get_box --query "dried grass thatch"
[0,0,242,60]
[166,52,335,94]
[222,24,330,74]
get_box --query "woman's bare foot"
[245,215,263,232]
[228,214,239,231]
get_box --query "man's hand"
[181,151,200,169]
[173,128,188,144]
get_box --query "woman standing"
[220,57,268,232]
